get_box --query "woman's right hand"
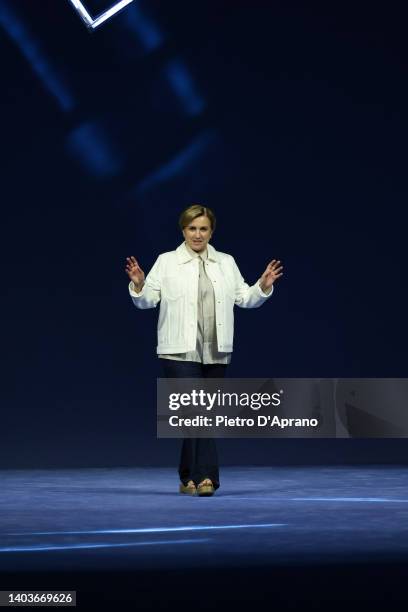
[125,256,145,291]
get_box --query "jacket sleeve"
[231,256,274,308]
[128,254,162,309]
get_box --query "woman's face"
[182,215,212,253]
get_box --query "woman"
[125,204,283,496]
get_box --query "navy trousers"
[159,359,228,490]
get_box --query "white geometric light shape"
[68,0,134,30]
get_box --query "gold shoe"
[179,481,197,496]
[197,479,215,497]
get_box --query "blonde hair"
[178,204,216,233]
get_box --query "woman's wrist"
[259,280,272,295]
[133,280,145,293]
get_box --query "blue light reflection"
[10,523,285,536]
[0,538,210,553]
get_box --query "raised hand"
[125,256,145,290]
[259,259,283,294]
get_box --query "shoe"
[179,481,197,496]
[197,479,215,497]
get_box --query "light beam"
[68,0,134,30]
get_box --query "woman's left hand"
[259,260,283,294]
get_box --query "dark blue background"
[1,0,407,467]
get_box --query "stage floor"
[1,465,408,609]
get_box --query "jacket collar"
[176,241,219,264]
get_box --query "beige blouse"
[158,243,231,364]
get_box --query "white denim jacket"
[129,242,273,354]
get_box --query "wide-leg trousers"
[159,359,228,490]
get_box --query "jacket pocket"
[222,281,236,303]
[168,297,185,345]
[158,281,186,347]
[161,276,184,300]
[219,270,236,302]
